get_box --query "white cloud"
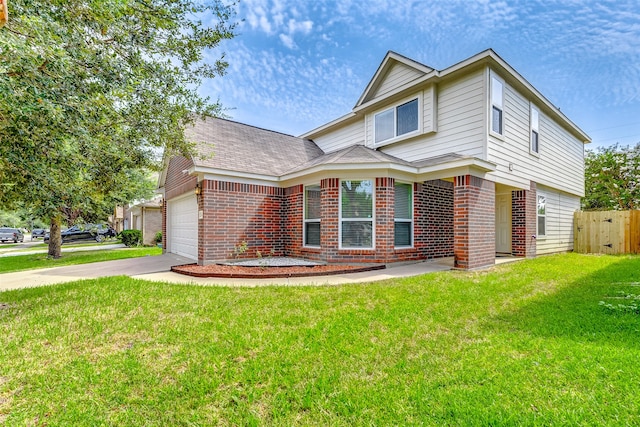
[279,34,296,49]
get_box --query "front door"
[496,193,512,254]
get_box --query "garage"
[167,193,198,260]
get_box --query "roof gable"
[355,51,433,107]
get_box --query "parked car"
[0,227,25,243]
[44,224,117,243]
[31,228,48,239]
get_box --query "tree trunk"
[48,216,62,259]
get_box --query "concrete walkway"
[0,255,455,292]
[0,243,126,257]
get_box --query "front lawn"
[0,246,161,273]
[0,253,638,425]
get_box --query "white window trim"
[530,104,540,157]
[394,182,414,248]
[339,179,375,250]
[303,184,321,248]
[537,194,546,238]
[490,72,505,140]
[373,94,422,148]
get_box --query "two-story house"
[158,49,590,269]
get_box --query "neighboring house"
[113,198,163,245]
[126,198,163,245]
[158,49,590,269]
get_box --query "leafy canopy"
[0,0,236,220]
[583,143,640,211]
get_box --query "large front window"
[341,180,373,248]
[394,183,413,247]
[304,185,321,246]
[374,98,419,144]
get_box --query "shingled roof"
[284,144,413,175]
[187,117,324,176]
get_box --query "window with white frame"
[530,105,540,154]
[340,180,373,248]
[374,98,419,144]
[537,195,546,237]
[491,76,504,135]
[304,185,321,246]
[394,182,413,247]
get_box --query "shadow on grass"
[492,255,640,349]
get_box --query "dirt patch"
[171,263,386,279]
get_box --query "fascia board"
[280,162,417,182]
[194,166,280,184]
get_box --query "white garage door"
[168,194,198,260]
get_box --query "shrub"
[120,229,142,247]
[154,231,162,243]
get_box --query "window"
[537,195,546,237]
[340,180,373,248]
[530,105,540,154]
[374,98,419,144]
[304,185,321,246]
[491,76,504,135]
[394,183,413,247]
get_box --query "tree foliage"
[583,143,640,211]
[0,0,236,256]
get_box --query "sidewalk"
[0,243,126,257]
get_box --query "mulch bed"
[171,263,386,279]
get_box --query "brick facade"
[511,181,537,257]
[453,175,496,269]
[198,180,285,263]
[164,173,491,268]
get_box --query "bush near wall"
[120,229,142,247]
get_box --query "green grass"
[0,246,161,273]
[0,253,639,425]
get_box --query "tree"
[0,0,236,257]
[583,143,640,211]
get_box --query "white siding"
[380,69,486,161]
[536,185,580,254]
[487,72,585,196]
[371,62,425,100]
[312,120,365,153]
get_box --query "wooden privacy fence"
[574,210,640,254]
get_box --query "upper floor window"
[374,98,419,144]
[340,180,373,248]
[537,195,546,237]
[491,76,504,135]
[530,105,540,154]
[394,182,413,247]
[304,185,321,247]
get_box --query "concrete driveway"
[0,253,192,291]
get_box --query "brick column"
[375,177,395,261]
[512,181,537,257]
[453,175,496,269]
[320,178,340,262]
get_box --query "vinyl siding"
[312,120,365,153]
[487,71,585,196]
[536,185,580,254]
[371,62,425,99]
[380,69,485,161]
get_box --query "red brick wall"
[512,181,537,257]
[198,180,285,263]
[414,180,454,260]
[453,175,495,269]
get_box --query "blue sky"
[204,0,640,150]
